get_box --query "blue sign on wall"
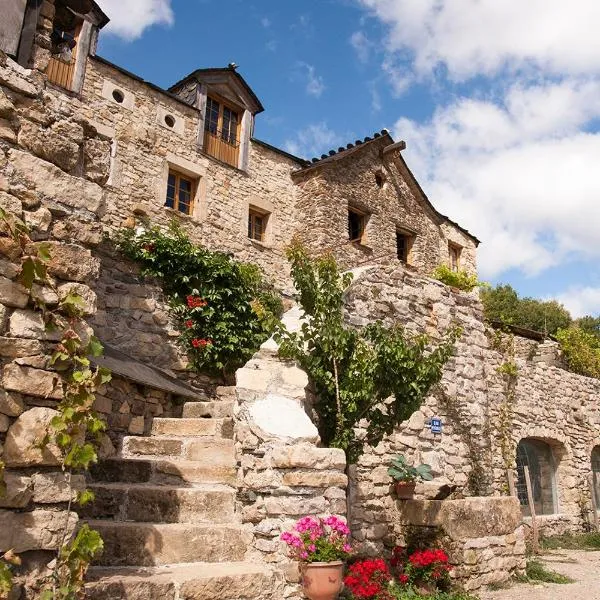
[430,417,443,435]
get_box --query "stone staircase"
[82,386,284,599]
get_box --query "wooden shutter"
[0,0,27,56]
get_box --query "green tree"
[481,284,571,335]
[574,315,600,339]
[277,242,459,462]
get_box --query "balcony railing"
[203,129,240,168]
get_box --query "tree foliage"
[277,242,459,462]
[480,283,572,335]
[114,222,282,376]
[555,327,600,379]
[431,264,484,292]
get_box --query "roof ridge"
[307,129,390,165]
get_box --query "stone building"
[0,1,598,598]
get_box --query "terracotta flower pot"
[301,561,344,600]
[395,481,416,499]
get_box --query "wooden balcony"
[46,53,76,90]
[203,130,240,168]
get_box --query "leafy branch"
[277,242,460,462]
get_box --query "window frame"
[248,206,269,242]
[348,207,367,244]
[205,93,242,147]
[449,242,462,272]
[165,169,196,216]
[396,229,414,263]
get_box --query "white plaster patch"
[248,393,318,442]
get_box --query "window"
[248,207,268,242]
[396,230,413,263]
[449,243,462,272]
[46,1,82,90]
[516,439,557,516]
[348,208,366,243]
[375,171,386,188]
[203,96,241,167]
[165,170,195,215]
[592,447,600,510]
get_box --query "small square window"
[248,207,269,242]
[348,208,366,243]
[396,230,414,263]
[165,170,195,215]
[449,243,462,271]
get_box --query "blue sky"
[97,0,600,318]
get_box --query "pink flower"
[308,544,316,552]
[343,544,352,553]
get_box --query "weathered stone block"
[282,470,348,488]
[2,363,62,399]
[3,407,62,467]
[263,496,328,516]
[0,337,44,358]
[57,282,97,315]
[0,509,78,552]
[271,444,346,470]
[32,472,85,503]
[0,191,22,216]
[8,309,44,338]
[18,120,80,172]
[23,207,52,233]
[39,242,100,282]
[83,137,111,185]
[0,275,28,308]
[0,473,32,508]
[0,389,25,416]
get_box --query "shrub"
[555,326,600,379]
[114,222,282,375]
[431,265,483,292]
[524,559,574,584]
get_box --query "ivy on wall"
[432,264,485,292]
[114,222,283,377]
[0,209,109,598]
[277,242,460,462]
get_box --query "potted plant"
[401,548,453,594]
[387,455,433,499]
[281,515,352,600]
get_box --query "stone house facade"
[0,1,598,598]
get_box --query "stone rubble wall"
[344,263,600,549]
[234,327,348,599]
[397,497,526,591]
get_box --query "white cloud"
[261,17,271,28]
[350,31,373,63]
[392,78,600,278]
[101,0,174,41]
[555,287,600,318]
[284,122,345,159]
[358,0,600,81]
[296,62,325,97]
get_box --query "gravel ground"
[478,550,600,600]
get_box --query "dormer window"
[204,96,241,168]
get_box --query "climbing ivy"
[114,221,282,377]
[432,264,486,292]
[0,208,108,599]
[276,242,460,462]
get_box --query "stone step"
[215,385,237,401]
[89,458,238,486]
[182,400,234,419]
[151,417,233,438]
[122,436,235,464]
[88,521,250,567]
[79,482,236,524]
[86,562,285,600]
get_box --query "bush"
[541,532,600,550]
[555,327,600,379]
[523,559,574,584]
[431,265,483,292]
[114,222,282,375]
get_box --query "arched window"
[516,439,557,516]
[592,447,600,510]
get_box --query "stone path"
[479,550,600,600]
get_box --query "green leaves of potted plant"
[387,455,433,499]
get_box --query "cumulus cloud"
[101,0,174,41]
[555,287,600,318]
[284,122,346,159]
[393,79,600,278]
[350,31,373,63]
[358,0,600,80]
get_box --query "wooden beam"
[524,465,540,554]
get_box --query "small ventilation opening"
[112,89,124,104]
[164,114,176,128]
[375,171,386,188]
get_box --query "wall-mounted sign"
[430,417,442,435]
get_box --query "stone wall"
[234,329,348,598]
[397,497,526,591]
[344,263,600,548]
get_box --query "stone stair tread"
[88,481,234,492]
[86,561,283,600]
[88,521,250,566]
[150,417,234,438]
[182,400,234,418]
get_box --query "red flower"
[191,338,211,349]
[184,320,194,328]
[186,295,208,309]
[399,574,409,584]
[344,559,392,599]
[142,243,155,252]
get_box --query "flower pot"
[301,561,344,600]
[395,481,416,499]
